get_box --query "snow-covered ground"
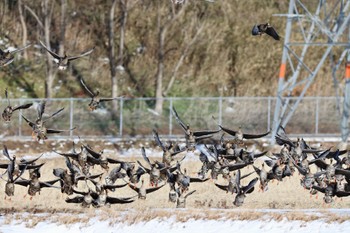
[1,209,349,233]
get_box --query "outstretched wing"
[153,129,166,152]
[21,115,36,128]
[214,183,228,191]
[243,177,258,194]
[37,100,46,121]
[80,78,96,97]
[265,25,280,40]
[145,184,165,194]
[65,196,84,204]
[141,147,152,168]
[189,177,209,183]
[193,129,220,137]
[83,145,101,159]
[99,98,114,103]
[106,196,135,204]
[40,179,61,188]
[2,145,12,161]
[11,44,32,54]
[13,103,33,111]
[137,161,151,173]
[68,47,95,61]
[14,179,30,187]
[172,107,187,132]
[0,56,15,66]
[219,125,237,137]
[184,189,196,198]
[243,131,270,139]
[39,40,61,59]
[43,107,65,123]
[20,153,43,165]
[47,127,76,134]
[54,150,80,160]
[4,88,10,106]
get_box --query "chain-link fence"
[0,96,344,140]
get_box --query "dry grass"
[2,208,349,227]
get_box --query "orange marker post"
[346,62,350,80]
[279,63,286,79]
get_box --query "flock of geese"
[1,24,349,209]
[1,101,350,208]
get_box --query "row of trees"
[0,1,287,113]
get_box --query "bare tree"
[24,0,56,98]
[42,0,56,98]
[108,0,118,113]
[155,1,206,114]
[163,23,205,96]
[18,0,28,59]
[108,0,139,114]
[59,0,67,57]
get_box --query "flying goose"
[0,44,31,67]
[2,88,33,122]
[128,179,165,199]
[22,100,74,141]
[172,107,220,151]
[39,40,94,70]
[80,78,116,111]
[252,23,280,40]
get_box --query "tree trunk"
[154,1,165,114]
[18,0,28,59]
[43,0,55,98]
[155,27,165,114]
[59,0,66,57]
[108,0,118,113]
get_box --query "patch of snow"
[1,212,350,233]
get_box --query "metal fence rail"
[0,96,345,140]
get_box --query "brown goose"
[312,183,350,204]
[67,188,134,208]
[137,147,165,186]
[66,188,95,208]
[80,78,116,111]
[128,179,165,199]
[219,125,270,142]
[0,145,44,180]
[22,100,74,141]
[176,190,196,208]
[39,40,94,70]
[153,129,185,166]
[214,171,255,194]
[234,177,258,207]
[251,23,280,40]
[15,176,60,198]
[0,44,31,67]
[90,175,127,194]
[253,164,269,192]
[53,157,103,195]
[54,144,101,175]
[2,88,32,122]
[172,107,220,151]
[104,165,127,190]
[4,164,27,197]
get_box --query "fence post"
[18,99,23,137]
[119,98,124,137]
[219,96,222,125]
[315,97,319,135]
[169,98,173,136]
[70,98,74,137]
[267,97,271,132]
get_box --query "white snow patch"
[1,213,350,233]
